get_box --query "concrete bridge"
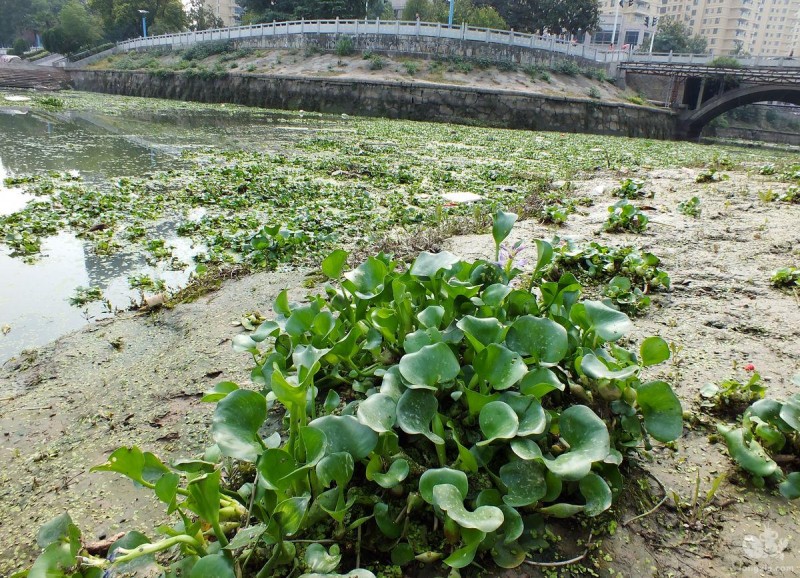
[620,61,800,140]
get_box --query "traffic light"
[644,16,650,26]
[652,17,658,26]
[628,0,634,6]
[618,0,623,6]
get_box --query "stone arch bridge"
[619,61,800,140]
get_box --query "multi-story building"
[204,0,242,27]
[596,0,800,54]
[595,0,661,49]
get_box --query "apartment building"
[596,0,800,54]
[204,0,242,27]
[655,0,800,55]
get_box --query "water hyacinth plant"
[19,213,684,577]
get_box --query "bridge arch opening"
[680,85,800,140]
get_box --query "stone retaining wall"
[68,69,677,139]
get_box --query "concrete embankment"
[68,69,677,139]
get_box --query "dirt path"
[1,167,799,576]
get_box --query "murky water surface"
[0,100,334,362]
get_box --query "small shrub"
[362,49,373,59]
[612,178,651,199]
[335,35,354,57]
[246,64,256,72]
[402,61,418,75]
[604,199,649,233]
[771,266,800,288]
[368,55,385,70]
[700,371,766,414]
[496,60,516,72]
[37,96,64,108]
[626,94,647,106]
[540,70,551,82]
[696,168,726,183]
[551,59,581,76]
[709,56,742,68]
[759,163,776,175]
[181,40,232,61]
[12,38,29,56]
[588,86,601,99]
[677,196,702,217]
[455,60,473,73]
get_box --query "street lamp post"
[138,9,149,38]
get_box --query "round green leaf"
[410,251,460,277]
[637,381,683,442]
[492,210,518,247]
[357,393,397,433]
[517,398,547,436]
[419,468,469,504]
[492,539,527,569]
[432,484,504,532]
[520,367,565,400]
[456,316,506,352]
[305,543,342,574]
[779,472,800,500]
[317,452,355,489]
[478,401,519,446]
[779,394,800,431]
[322,250,349,279]
[399,343,460,388]
[505,316,568,365]
[539,503,585,518]
[258,449,302,491]
[417,305,445,329]
[343,256,388,299]
[579,473,612,517]
[474,344,528,391]
[718,425,778,478]
[510,438,543,461]
[543,405,610,481]
[443,527,486,569]
[640,336,671,367]
[581,354,639,381]
[374,502,402,539]
[372,459,410,489]
[499,460,547,507]
[396,389,442,443]
[189,554,235,578]
[274,496,310,536]
[584,300,633,342]
[211,389,267,462]
[308,415,378,460]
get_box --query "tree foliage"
[478,0,598,34]
[43,0,102,54]
[400,0,507,29]
[652,16,707,54]
[88,0,186,41]
[187,0,223,31]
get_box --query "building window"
[624,30,640,44]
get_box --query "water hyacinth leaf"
[403,328,437,355]
[779,394,800,430]
[399,343,460,388]
[396,389,442,443]
[532,239,554,278]
[462,388,500,416]
[293,344,331,383]
[201,381,239,403]
[478,401,519,445]
[308,415,378,460]
[187,470,221,531]
[357,393,397,433]
[520,367,565,400]
[539,503,585,518]
[482,284,512,307]
[419,468,469,504]
[258,449,301,491]
[543,405,610,481]
[637,381,684,442]
[510,438,543,461]
[91,446,163,486]
[271,369,308,407]
[492,210,518,248]
[391,543,415,566]
[640,336,671,367]
[474,344,528,391]
[584,300,633,342]
[444,527,486,569]
[305,543,342,574]
[499,460,547,507]
[274,495,311,536]
[431,484,504,532]
[456,316,506,352]
[418,305,445,329]
[232,333,259,354]
[371,459,410,489]
[498,505,524,543]
[779,472,800,500]
[322,249,349,279]
[505,316,568,365]
[155,472,180,512]
[108,531,153,574]
[323,389,340,414]
[273,289,291,317]
[581,354,638,381]
[317,452,355,489]
[211,389,267,462]
[718,425,778,478]
[374,502,402,539]
[410,251,460,278]
[312,312,336,341]
[543,470,563,502]
[251,320,280,343]
[517,399,547,436]
[286,303,320,337]
[579,473,613,516]
[492,539,527,569]
[36,513,79,549]
[225,523,267,550]
[29,541,78,577]
[343,256,388,299]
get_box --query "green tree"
[479,0,597,34]
[652,16,707,54]
[187,0,223,30]
[88,0,186,40]
[12,38,30,55]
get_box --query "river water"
[0,98,332,363]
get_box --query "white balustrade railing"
[87,19,798,69]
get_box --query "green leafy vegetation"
[603,200,649,233]
[611,178,652,200]
[19,213,684,576]
[771,266,800,288]
[677,196,701,217]
[335,36,354,57]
